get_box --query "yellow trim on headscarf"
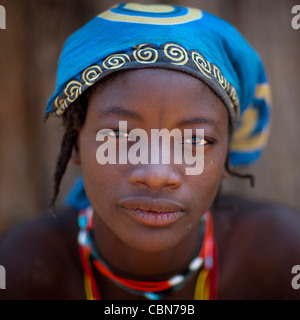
[230,129,269,151]
[230,83,271,152]
[124,3,175,13]
[255,83,272,105]
[231,107,258,143]
[99,4,202,25]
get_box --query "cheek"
[79,132,98,182]
[79,130,118,202]
[79,130,136,221]
[186,147,226,212]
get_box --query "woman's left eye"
[109,130,136,141]
[109,130,129,138]
[183,136,208,145]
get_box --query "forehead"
[88,68,229,128]
[94,68,219,97]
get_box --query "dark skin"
[1,69,300,300]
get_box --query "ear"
[70,143,81,165]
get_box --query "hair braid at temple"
[49,130,77,213]
[49,95,87,213]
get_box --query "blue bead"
[144,292,161,300]
[78,216,87,229]
[205,256,213,269]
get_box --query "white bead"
[188,257,204,271]
[168,275,185,286]
[78,230,88,245]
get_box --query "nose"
[129,163,182,191]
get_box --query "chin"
[119,227,187,254]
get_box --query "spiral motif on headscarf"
[55,100,68,116]
[227,86,239,116]
[191,51,212,79]
[133,44,158,64]
[103,53,130,69]
[54,95,64,110]
[212,65,227,90]
[82,65,102,86]
[163,43,188,65]
[63,80,82,103]
[230,86,238,103]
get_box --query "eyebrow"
[176,117,220,129]
[97,106,220,129]
[97,106,143,121]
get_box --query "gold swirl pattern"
[191,52,212,79]
[230,87,238,104]
[63,80,82,104]
[51,42,239,119]
[228,87,233,100]
[212,65,227,90]
[54,95,64,110]
[228,87,239,115]
[163,43,188,65]
[103,53,131,69]
[55,100,68,116]
[82,65,102,86]
[133,44,158,64]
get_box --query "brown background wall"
[0,0,299,233]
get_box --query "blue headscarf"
[45,3,271,209]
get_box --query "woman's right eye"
[108,130,129,138]
[107,129,137,141]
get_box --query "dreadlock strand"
[49,130,77,213]
[225,155,255,187]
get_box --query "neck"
[93,213,202,280]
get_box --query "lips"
[118,197,186,227]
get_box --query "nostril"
[129,165,182,190]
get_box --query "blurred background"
[0,0,299,233]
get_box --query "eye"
[183,136,208,146]
[108,129,129,138]
[108,129,136,141]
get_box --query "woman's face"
[77,68,229,253]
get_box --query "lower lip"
[121,207,185,227]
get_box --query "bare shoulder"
[214,195,300,299]
[0,206,82,299]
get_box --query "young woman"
[1,3,300,300]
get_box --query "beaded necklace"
[77,206,218,300]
